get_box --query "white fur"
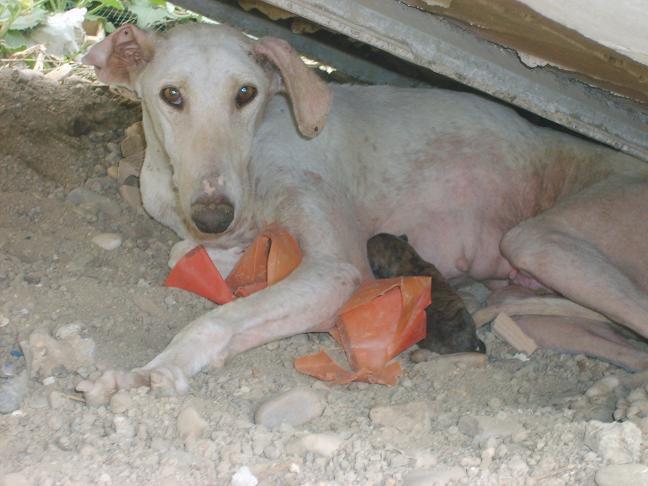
[78,23,648,402]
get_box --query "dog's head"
[83,23,331,239]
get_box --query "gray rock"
[66,187,120,216]
[595,463,648,486]
[370,401,430,435]
[0,472,31,486]
[0,370,28,414]
[254,387,324,429]
[91,233,122,251]
[403,466,467,486]
[458,415,525,443]
[288,433,343,457]
[585,420,641,464]
[110,390,132,414]
[177,406,208,441]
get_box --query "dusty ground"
[1,66,648,486]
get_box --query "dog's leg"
[79,256,360,404]
[77,196,368,404]
[500,175,648,342]
[513,315,648,371]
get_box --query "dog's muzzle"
[190,194,235,234]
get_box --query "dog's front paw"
[145,365,190,396]
[76,365,188,406]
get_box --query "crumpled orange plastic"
[164,225,302,303]
[295,276,431,385]
[165,226,431,385]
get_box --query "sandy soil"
[1,67,647,486]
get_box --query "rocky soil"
[1,66,648,486]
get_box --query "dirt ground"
[1,66,648,486]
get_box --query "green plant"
[1,0,200,56]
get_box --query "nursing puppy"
[367,233,485,355]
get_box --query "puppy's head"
[83,23,331,240]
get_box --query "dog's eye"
[235,85,257,108]
[160,86,183,108]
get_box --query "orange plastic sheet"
[295,276,431,385]
[165,226,432,386]
[164,225,302,303]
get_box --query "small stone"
[113,415,135,438]
[47,390,66,409]
[119,185,144,213]
[0,472,31,486]
[296,433,343,457]
[107,166,119,179]
[585,420,641,464]
[66,187,120,216]
[48,414,63,430]
[231,466,258,486]
[54,323,82,340]
[369,401,430,435]
[403,466,467,486]
[110,391,132,414]
[56,435,74,451]
[0,371,28,414]
[458,415,525,443]
[92,233,122,251]
[177,406,208,441]
[595,463,648,486]
[254,387,324,429]
[43,376,56,387]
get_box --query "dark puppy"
[367,233,485,355]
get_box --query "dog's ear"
[82,24,155,87]
[253,37,331,139]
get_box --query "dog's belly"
[391,213,514,282]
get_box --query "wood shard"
[472,297,610,327]
[493,313,537,355]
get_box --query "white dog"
[78,23,648,404]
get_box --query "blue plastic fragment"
[10,349,23,358]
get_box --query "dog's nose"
[190,194,235,234]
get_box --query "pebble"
[254,387,324,429]
[458,415,525,443]
[110,390,132,414]
[595,463,648,486]
[92,233,123,251]
[369,401,430,435]
[113,415,135,438]
[0,371,28,414]
[0,472,30,486]
[47,390,66,409]
[55,323,82,340]
[231,466,258,486]
[585,420,641,464]
[295,433,343,457]
[177,406,208,441]
[119,185,144,213]
[403,466,467,486]
[66,187,120,216]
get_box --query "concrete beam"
[173,0,648,162]
[173,0,425,87]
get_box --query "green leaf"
[95,0,125,11]
[129,0,171,28]
[1,30,28,49]
[9,6,47,30]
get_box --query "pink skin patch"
[509,268,545,290]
